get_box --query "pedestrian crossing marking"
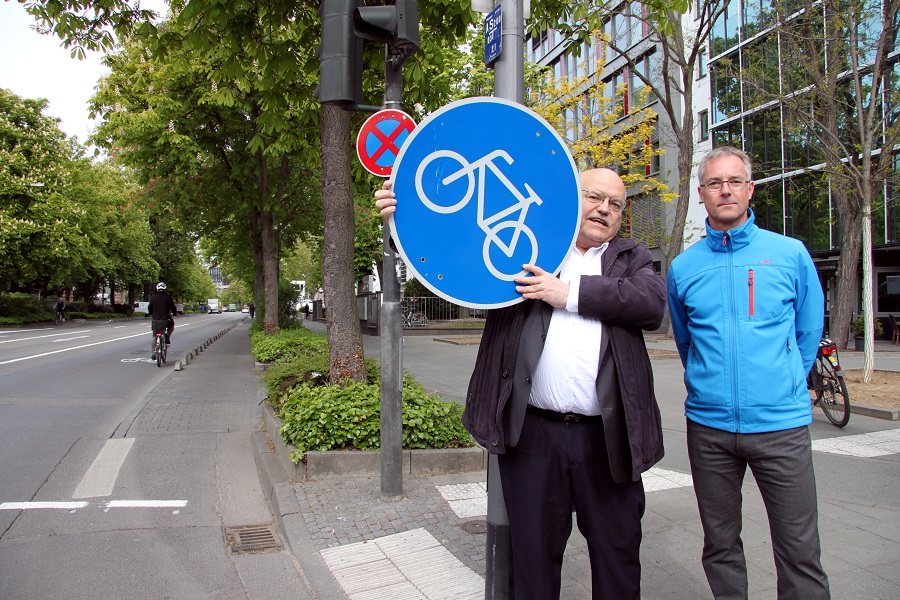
[812,428,900,457]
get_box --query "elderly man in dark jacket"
[376,168,665,599]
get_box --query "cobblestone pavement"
[296,475,490,573]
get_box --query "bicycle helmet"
[156,282,167,291]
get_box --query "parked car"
[241,306,249,313]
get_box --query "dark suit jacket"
[463,235,665,483]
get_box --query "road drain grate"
[224,525,282,553]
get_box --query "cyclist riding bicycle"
[54,296,66,323]
[148,282,177,359]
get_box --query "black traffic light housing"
[316,0,420,109]
[316,0,364,108]
[354,0,419,62]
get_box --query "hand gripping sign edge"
[390,97,581,309]
[356,109,416,177]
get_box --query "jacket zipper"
[725,234,741,431]
[748,269,754,317]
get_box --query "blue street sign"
[484,4,501,65]
[390,97,581,309]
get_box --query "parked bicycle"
[806,337,850,427]
[401,299,427,328]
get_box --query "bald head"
[576,168,626,251]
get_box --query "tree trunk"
[260,208,279,335]
[829,191,862,350]
[250,208,265,318]
[320,104,365,383]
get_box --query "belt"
[526,404,602,424]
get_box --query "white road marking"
[436,482,487,519]
[0,500,188,511]
[73,438,136,498]
[52,336,90,343]
[436,467,694,521]
[0,331,149,365]
[321,528,482,600]
[0,328,53,336]
[812,429,900,457]
[642,467,695,492]
[106,500,188,508]
[114,325,126,329]
[0,501,88,510]
[0,330,90,344]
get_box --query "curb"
[850,403,899,421]
[260,401,487,481]
[251,430,350,600]
[173,317,247,371]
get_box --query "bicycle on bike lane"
[148,282,177,366]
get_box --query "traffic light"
[354,0,419,61]
[315,1,420,109]
[315,0,363,108]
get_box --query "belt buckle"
[563,414,579,424]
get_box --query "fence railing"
[400,296,487,327]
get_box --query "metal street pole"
[485,2,524,597]
[380,48,405,499]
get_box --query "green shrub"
[262,354,332,397]
[1,292,47,320]
[276,380,473,461]
[0,316,30,326]
[251,328,327,363]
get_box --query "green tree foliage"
[0,88,156,296]
[738,0,899,364]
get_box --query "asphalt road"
[0,314,311,599]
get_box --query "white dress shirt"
[529,243,608,416]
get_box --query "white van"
[133,302,149,315]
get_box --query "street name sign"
[484,4,501,65]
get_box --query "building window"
[710,0,740,57]
[711,56,741,123]
[699,110,709,141]
[698,47,707,79]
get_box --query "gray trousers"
[686,419,830,600]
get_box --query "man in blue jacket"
[667,146,830,599]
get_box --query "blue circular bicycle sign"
[391,97,581,309]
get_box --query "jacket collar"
[704,209,758,252]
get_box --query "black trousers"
[498,411,645,600]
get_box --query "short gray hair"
[698,146,753,183]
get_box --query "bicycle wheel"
[161,339,168,364]
[815,359,850,427]
[409,312,428,328]
[156,337,163,368]
[415,150,474,214]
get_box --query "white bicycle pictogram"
[414,149,543,281]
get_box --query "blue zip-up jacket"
[666,209,824,433]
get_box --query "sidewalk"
[254,320,900,599]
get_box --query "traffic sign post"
[389,97,581,309]
[356,109,416,176]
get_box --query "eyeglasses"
[582,191,626,213]
[700,178,751,191]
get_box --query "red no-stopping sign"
[356,109,416,177]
